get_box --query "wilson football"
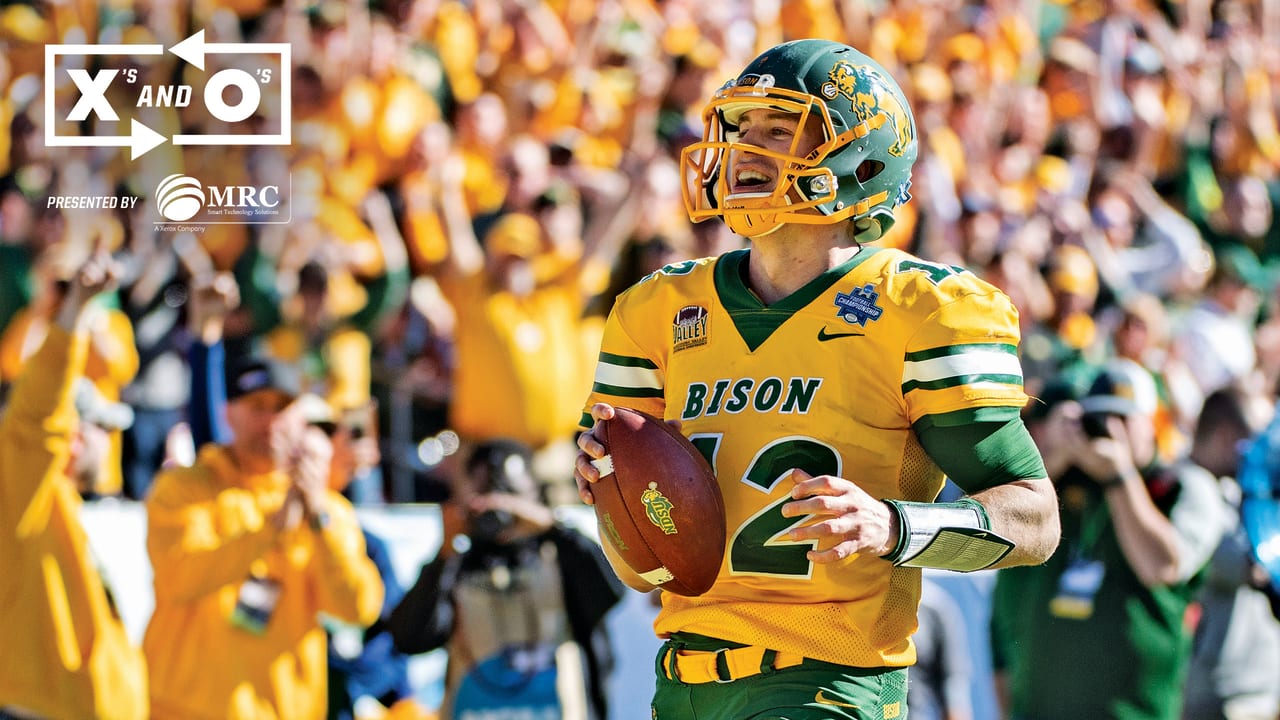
[590,407,726,596]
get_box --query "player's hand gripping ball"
[590,407,726,596]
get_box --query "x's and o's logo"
[45,30,291,160]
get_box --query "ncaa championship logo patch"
[834,283,884,327]
[673,305,710,352]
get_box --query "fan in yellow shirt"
[0,250,138,497]
[0,243,147,720]
[144,354,383,720]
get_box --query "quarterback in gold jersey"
[575,39,1061,719]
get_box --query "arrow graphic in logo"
[167,30,292,147]
[45,30,291,159]
[44,44,168,160]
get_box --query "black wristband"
[881,500,909,561]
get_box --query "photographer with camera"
[991,359,1226,720]
[388,439,625,719]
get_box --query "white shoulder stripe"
[903,351,1023,383]
[595,362,663,390]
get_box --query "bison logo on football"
[641,482,679,535]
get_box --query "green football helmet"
[680,39,918,239]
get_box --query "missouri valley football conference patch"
[672,305,710,352]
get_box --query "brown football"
[591,407,725,596]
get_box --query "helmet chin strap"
[726,209,892,241]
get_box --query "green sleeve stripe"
[902,374,1023,394]
[591,382,665,398]
[915,416,1047,493]
[598,351,659,369]
[579,411,594,429]
[904,342,1017,362]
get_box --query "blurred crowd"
[0,0,1277,502]
[2,0,1280,717]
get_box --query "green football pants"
[650,636,909,720]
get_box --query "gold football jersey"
[582,247,1028,668]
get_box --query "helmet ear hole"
[855,160,885,183]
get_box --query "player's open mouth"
[730,168,773,195]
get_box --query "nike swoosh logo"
[817,328,865,342]
[814,690,859,708]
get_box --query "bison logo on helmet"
[825,62,914,158]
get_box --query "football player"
[574,39,1061,718]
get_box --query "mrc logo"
[154,173,287,225]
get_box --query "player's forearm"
[972,477,1061,568]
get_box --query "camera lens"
[470,509,514,542]
[1081,413,1112,439]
